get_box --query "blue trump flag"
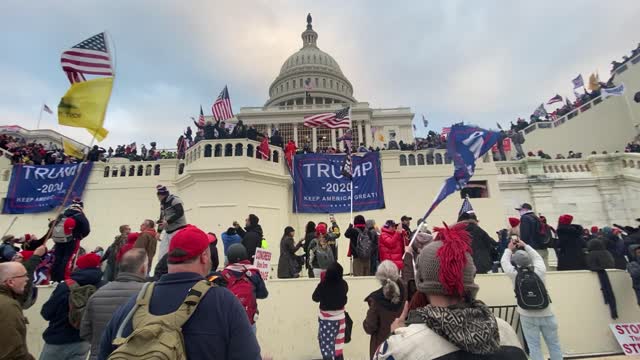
[293,151,385,213]
[3,162,93,214]
[422,124,498,220]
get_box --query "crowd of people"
[611,43,640,72]
[5,183,640,359]
[0,134,79,165]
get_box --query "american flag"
[547,94,563,105]
[304,107,351,129]
[60,32,113,84]
[42,104,53,114]
[212,85,234,121]
[304,78,313,91]
[458,196,474,217]
[198,105,205,126]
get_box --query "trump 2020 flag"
[423,124,498,220]
[601,83,625,98]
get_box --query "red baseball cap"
[168,225,209,263]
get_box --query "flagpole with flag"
[37,102,44,130]
[47,31,116,242]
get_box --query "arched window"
[444,153,452,164]
[273,150,279,163]
[408,154,416,166]
[235,143,243,156]
[204,144,212,157]
[154,164,161,176]
[214,144,222,157]
[112,167,118,177]
[417,154,425,165]
[400,155,407,166]
[104,166,110,177]
[426,153,434,165]
[129,165,135,176]
[435,153,443,165]
[137,165,144,176]
[247,144,254,157]
[145,165,152,176]
[178,163,185,175]
[120,166,126,177]
[225,144,233,157]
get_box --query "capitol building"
[233,14,415,151]
[3,14,640,359]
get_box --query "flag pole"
[36,103,44,129]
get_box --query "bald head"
[119,248,148,275]
[0,262,25,283]
[0,262,28,295]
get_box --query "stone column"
[357,121,364,147]
[312,128,317,151]
[293,123,299,144]
[331,129,337,149]
[364,122,372,147]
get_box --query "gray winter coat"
[79,272,145,360]
[159,194,187,233]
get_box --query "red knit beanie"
[508,217,520,228]
[558,214,574,225]
[76,253,101,269]
[591,226,599,234]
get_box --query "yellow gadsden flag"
[58,77,112,141]
[62,139,85,159]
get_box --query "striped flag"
[43,104,53,114]
[198,106,205,126]
[212,85,234,121]
[304,107,351,129]
[547,94,563,105]
[458,196,474,217]
[61,32,113,84]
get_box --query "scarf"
[408,300,500,355]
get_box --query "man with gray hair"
[0,261,35,359]
[501,238,563,360]
[80,248,148,360]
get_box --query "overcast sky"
[1,1,638,148]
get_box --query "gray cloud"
[0,1,638,147]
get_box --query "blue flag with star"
[422,124,498,220]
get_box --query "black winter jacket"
[238,224,263,261]
[64,208,90,241]
[519,212,542,249]
[556,224,587,271]
[41,268,104,344]
[463,221,497,274]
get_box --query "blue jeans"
[39,341,90,360]
[520,315,563,360]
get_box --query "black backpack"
[514,266,550,310]
[355,229,373,258]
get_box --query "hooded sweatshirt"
[373,301,527,359]
[221,231,243,256]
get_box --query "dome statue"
[265,14,355,107]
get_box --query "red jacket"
[379,227,405,270]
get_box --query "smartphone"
[510,235,519,242]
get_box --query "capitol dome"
[265,14,356,107]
